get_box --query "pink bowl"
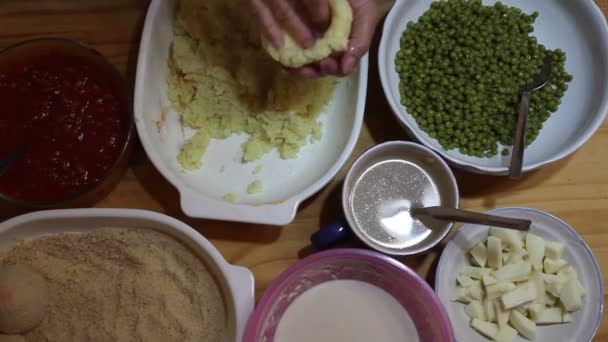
[244,248,454,342]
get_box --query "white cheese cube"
[562,309,572,323]
[489,227,523,251]
[470,319,498,340]
[501,283,537,309]
[544,258,567,274]
[487,236,503,269]
[545,240,565,260]
[545,292,558,306]
[527,303,545,321]
[466,281,484,301]
[543,273,566,297]
[465,300,486,321]
[494,300,510,328]
[484,297,496,323]
[493,262,531,282]
[526,233,545,267]
[506,250,525,265]
[503,252,511,264]
[483,274,498,287]
[509,310,537,340]
[486,282,517,300]
[470,242,487,267]
[457,275,475,287]
[535,307,563,324]
[530,270,545,304]
[560,277,583,312]
[557,266,577,280]
[495,325,518,342]
[461,266,492,279]
[452,286,472,303]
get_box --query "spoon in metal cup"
[411,206,531,231]
[509,55,552,179]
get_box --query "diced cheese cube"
[487,236,503,269]
[457,275,475,287]
[530,270,545,304]
[506,250,525,265]
[470,242,487,267]
[466,281,484,301]
[545,292,558,306]
[465,300,486,321]
[493,262,531,282]
[562,309,572,323]
[501,283,536,309]
[470,319,498,340]
[483,274,497,287]
[509,310,537,340]
[484,297,496,323]
[527,303,545,321]
[543,273,566,297]
[526,233,545,267]
[544,258,567,274]
[494,299,510,328]
[575,279,586,297]
[495,325,518,342]
[513,304,528,316]
[557,266,577,280]
[452,286,472,303]
[535,307,563,324]
[489,227,523,251]
[486,282,517,300]
[545,240,565,260]
[461,266,492,279]
[560,278,583,312]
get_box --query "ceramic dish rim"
[377,0,608,175]
[133,0,369,225]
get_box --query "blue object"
[310,220,353,250]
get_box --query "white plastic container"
[0,209,255,342]
[134,0,369,225]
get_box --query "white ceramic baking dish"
[0,209,255,342]
[134,0,368,225]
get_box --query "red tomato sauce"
[0,48,130,202]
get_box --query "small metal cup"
[312,141,459,255]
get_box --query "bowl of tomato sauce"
[0,38,133,211]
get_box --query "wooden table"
[1,0,607,340]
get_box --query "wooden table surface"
[1,0,607,340]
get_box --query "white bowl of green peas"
[379,0,608,175]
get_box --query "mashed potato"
[168,0,337,170]
[262,0,353,68]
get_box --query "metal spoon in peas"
[509,54,552,179]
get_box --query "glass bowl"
[0,38,134,214]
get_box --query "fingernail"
[342,55,356,74]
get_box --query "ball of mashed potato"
[262,0,353,68]
[0,265,48,334]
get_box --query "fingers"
[269,0,316,48]
[342,0,379,74]
[248,0,285,48]
[302,0,331,31]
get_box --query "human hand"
[297,0,379,78]
[248,0,379,78]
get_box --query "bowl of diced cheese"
[435,207,603,342]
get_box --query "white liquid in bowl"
[274,279,420,342]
